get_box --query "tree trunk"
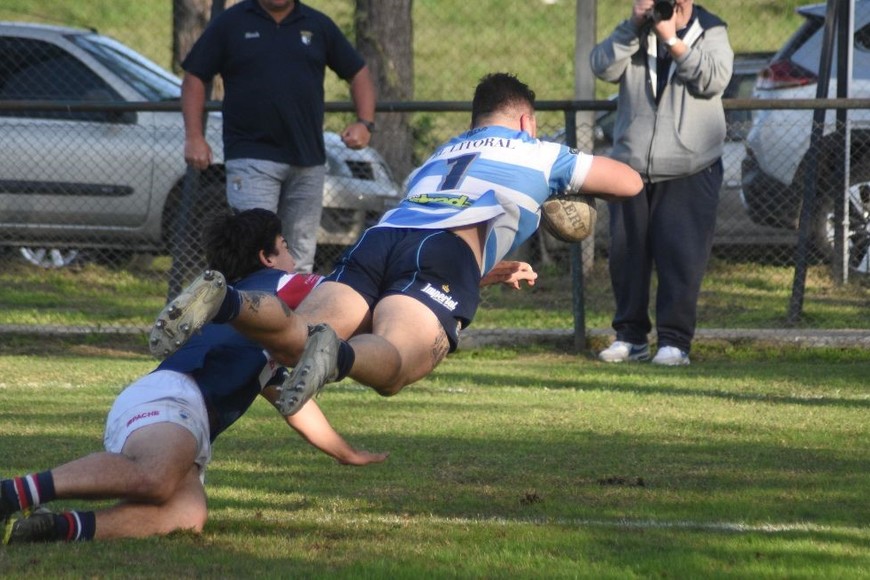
[172,0,232,98]
[171,0,212,74]
[354,0,415,184]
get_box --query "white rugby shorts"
[103,370,212,468]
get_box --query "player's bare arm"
[581,156,643,201]
[260,387,389,466]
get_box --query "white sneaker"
[598,341,650,363]
[652,346,690,366]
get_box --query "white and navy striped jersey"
[375,125,593,275]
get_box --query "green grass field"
[0,343,868,577]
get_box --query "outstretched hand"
[337,450,390,466]
[480,260,538,289]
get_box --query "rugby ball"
[540,194,597,243]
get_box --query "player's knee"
[161,502,208,536]
[183,505,208,533]
[372,383,403,397]
[370,371,417,397]
[131,473,181,504]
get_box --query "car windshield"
[68,33,181,101]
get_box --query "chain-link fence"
[0,0,868,341]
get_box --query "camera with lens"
[650,0,675,23]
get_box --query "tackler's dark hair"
[203,208,283,282]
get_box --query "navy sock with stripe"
[0,471,56,513]
[53,510,97,542]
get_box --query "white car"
[741,1,870,274]
[0,22,400,268]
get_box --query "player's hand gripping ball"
[540,194,597,243]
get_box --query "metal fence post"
[832,0,854,285]
[788,0,840,324]
[564,110,586,351]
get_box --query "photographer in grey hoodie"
[590,0,733,366]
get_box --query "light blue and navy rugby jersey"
[375,125,593,275]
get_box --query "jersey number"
[439,153,478,190]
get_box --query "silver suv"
[0,22,400,268]
[741,1,870,274]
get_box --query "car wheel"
[18,247,81,269]
[814,177,870,276]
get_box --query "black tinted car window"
[0,36,120,122]
[71,33,180,102]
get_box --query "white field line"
[299,513,867,535]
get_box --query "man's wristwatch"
[664,36,679,48]
[357,118,376,133]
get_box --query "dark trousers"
[607,160,722,352]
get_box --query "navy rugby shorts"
[325,227,481,351]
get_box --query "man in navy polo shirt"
[181,0,376,274]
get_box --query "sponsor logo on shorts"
[421,282,458,311]
[127,410,160,428]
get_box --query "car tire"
[812,159,870,276]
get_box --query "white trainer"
[652,346,690,366]
[598,340,650,363]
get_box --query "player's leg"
[278,305,443,406]
[347,294,449,396]
[53,422,198,503]
[92,464,207,539]
[277,227,477,413]
[150,272,309,361]
[227,278,371,367]
[271,281,373,415]
[1,423,200,543]
[294,280,372,340]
